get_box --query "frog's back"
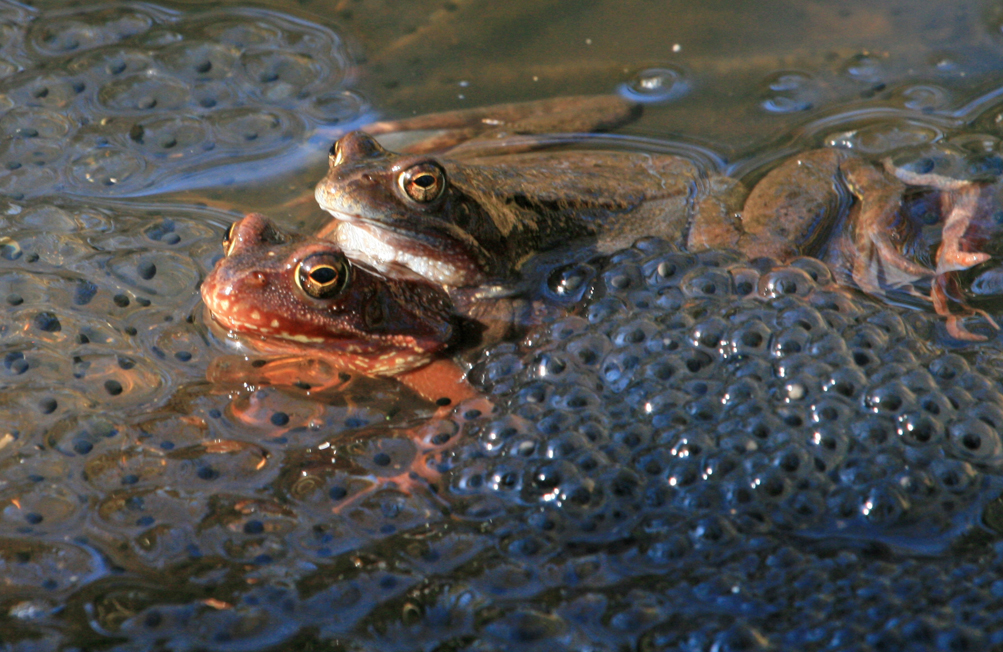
[448,150,713,267]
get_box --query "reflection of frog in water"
[200,213,492,510]
[313,95,998,340]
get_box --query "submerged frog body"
[315,97,999,340]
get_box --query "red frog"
[201,212,482,407]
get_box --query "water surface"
[4,0,1003,649]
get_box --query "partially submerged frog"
[201,212,483,405]
[314,96,998,340]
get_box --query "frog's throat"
[331,219,482,288]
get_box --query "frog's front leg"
[691,149,855,261]
[884,160,993,275]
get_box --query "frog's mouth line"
[203,305,434,376]
[202,294,435,360]
[201,292,331,345]
[204,304,388,354]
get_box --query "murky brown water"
[6,0,1003,649]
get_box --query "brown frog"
[201,212,483,405]
[314,96,997,340]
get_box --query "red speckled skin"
[201,213,466,376]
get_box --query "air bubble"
[619,67,688,103]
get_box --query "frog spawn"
[0,3,359,198]
[449,243,1003,547]
[337,240,1003,648]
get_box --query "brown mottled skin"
[312,97,853,290]
[314,130,715,288]
[207,96,998,407]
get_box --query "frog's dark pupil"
[414,174,436,188]
[310,266,338,285]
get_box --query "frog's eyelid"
[222,223,237,255]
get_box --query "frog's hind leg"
[364,95,640,156]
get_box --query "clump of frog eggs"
[449,238,1003,550]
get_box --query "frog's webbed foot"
[206,355,355,395]
[931,185,995,341]
[932,273,999,341]
[933,183,992,274]
[207,355,365,436]
[882,158,997,341]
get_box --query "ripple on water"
[8,3,1003,650]
[760,70,819,114]
[619,66,689,103]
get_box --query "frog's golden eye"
[399,162,446,203]
[222,222,238,256]
[329,140,343,166]
[296,252,351,300]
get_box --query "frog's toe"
[851,235,934,296]
[944,315,988,342]
[937,250,991,274]
[329,466,445,515]
[932,275,997,342]
[872,234,935,280]
[325,423,458,516]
